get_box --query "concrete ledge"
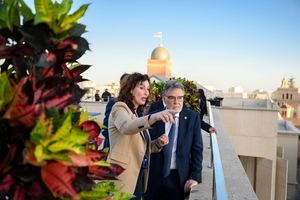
[189,132,213,200]
[190,108,258,199]
[213,108,258,200]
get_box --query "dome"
[151,46,170,60]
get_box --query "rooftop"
[221,97,280,111]
[277,120,300,135]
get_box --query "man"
[101,89,111,102]
[94,90,100,101]
[145,80,203,200]
[149,94,216,134]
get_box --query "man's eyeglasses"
[165,96,184,101]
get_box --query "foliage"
[0,0,129,199]
[149,80,165,102]
[150,77,200,112]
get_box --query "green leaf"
[34,0,54,24]
[34,144,70,162]
[92,160,111,167]
[51,113,73,141]
[58,4,89,33]
[34,0,89,34]
[18,0,34,22]
[79,111,89,125]
[0,73,13,112]
[112,192,135,200]
[7,0,20,31]
[93,181,116,192]
[65,127,89,145]
[79,190,109,200]
[34,144,53,162]
[0,4,8,29]
[48,152,70,161]
[48,140,84,154]
[45,107,65,133]
[80,181,134,200]
[55,0,72,19]
[30,120,49,145]
[79,181,117,200]
[69,23,86,37]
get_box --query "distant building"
[228,86,244,93]
[272,77,300,119]
[248,89,270,100]
[215,86,248,98]
[147,45,172,78]
[79,80,96,101]
[102,82,120,98]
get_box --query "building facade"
[272,77,300,119]
[218,97,290,200]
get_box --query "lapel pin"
[184,116,187,120]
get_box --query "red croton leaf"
[44,92,73,111]
[70,64,90,77]
[12,185,25,200]
[79,120,101,141]
[62,63,73,80]
[42,66,56,78]
[41,162,78,198]
[0,174,14,192]
[0,144,17,173]
[0,44,34,59]
[88,163,125,180]
[3,78,40,128]
[95,137,104,147]
[56,38,75,50]
[67,150,106,167]
[26,181,43,198]
[36,52,56,67]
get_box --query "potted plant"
[0,0,131,199]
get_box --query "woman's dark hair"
[118,72,150,113]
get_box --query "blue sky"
[28,0,300,92]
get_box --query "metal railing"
[207,102,228,200]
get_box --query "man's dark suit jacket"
[148,100,212,132]
[145,102,203,199]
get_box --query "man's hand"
[148,109,177,125]
[184,179,198,193]
[209,127,217,134]
[157,134,169,146]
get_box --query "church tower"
[147,45,172,78]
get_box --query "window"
[286,93,289,99]
[281,110,286,117]
[282,94,284,99]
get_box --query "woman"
[198,88,208,120]
[107,73,176,199]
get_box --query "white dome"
[151,46,170,60]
